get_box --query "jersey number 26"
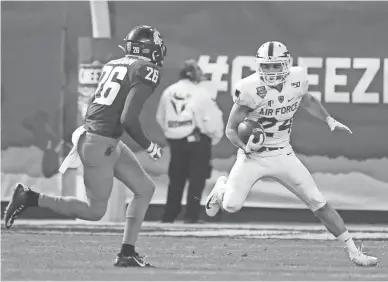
[94,65,128,106]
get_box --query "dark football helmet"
[120,25,167,67]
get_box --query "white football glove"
[326,117,353,134]
[245,130,266,153]
[146,142,163,160]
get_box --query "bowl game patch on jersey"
[256,86,267,98]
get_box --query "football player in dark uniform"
[4,25,167,268]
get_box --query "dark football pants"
[162,134,212,222]
[38,131,155,221]
[78,132,155,219]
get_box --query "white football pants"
[223,150,326,213]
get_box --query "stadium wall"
[1,1,387,222]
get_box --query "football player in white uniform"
[205,41,378,267]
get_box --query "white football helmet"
[256,41,292,86]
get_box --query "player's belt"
[257,146,284,153]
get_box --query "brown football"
[237,119,265,144]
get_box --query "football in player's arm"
[225,100,256,154]
[226,83,269,154]
[121,63,163,160]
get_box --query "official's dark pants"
[162,133,212,222]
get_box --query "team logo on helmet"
[153,30,163,46]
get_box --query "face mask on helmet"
[151,44,167,67]
[255,41,291,86]
[256,58,291,86]
[257,59,290,86]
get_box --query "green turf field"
[1,222,388,280]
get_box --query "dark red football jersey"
[83,56,161,138]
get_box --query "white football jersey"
[233,66,309,148]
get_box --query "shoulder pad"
[289,66,308,82]
[136,63,161,88]
[235,74,260,94]
[289,66,307,78]
[233,76,258,109]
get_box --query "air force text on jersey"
[258,101,299,116]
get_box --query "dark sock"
[26,190,40,207]
[120,244,135,256]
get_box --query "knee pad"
[222,200,242,213]
[306,190,327,212]
[221,182,244,213]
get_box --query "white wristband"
[326,116,337,131]
[326,116,335,124]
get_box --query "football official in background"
[156,59,224,223]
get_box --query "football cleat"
[4,183,31,229]
[113,253,154,268]
[347,243,378,267]
[205,176,227,217]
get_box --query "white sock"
[337,231,359,253]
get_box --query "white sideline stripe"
[9,220,388,232]
[10,229,388,240]
[140,230,388,240]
